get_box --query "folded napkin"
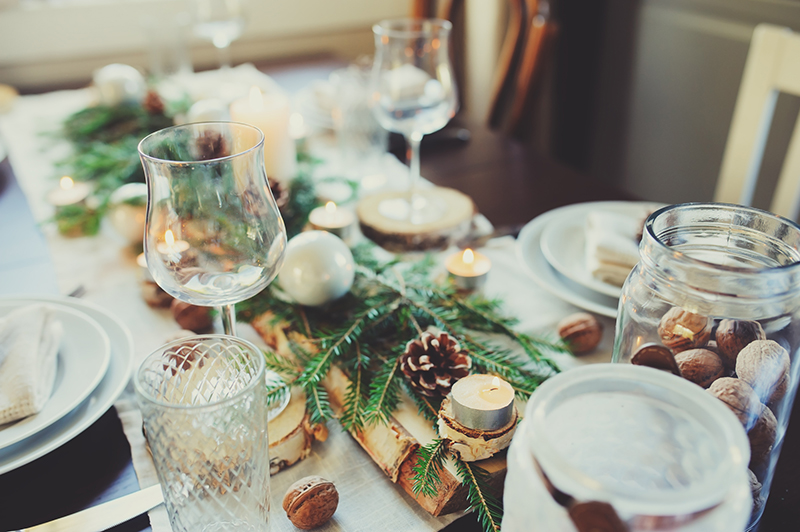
[584,210,646,286]
[0,305,63,425]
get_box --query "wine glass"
[138,122,289,416]
[191,0,246,70]
[370,18,458,224]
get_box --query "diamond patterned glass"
[134,335,270,532]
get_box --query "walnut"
[282,476,339,530]
[715,319,766,369]
[674,348,725,388]
[557,313,603,354]
[748,469,764,518]
[708,378,762,430]
[141,280,173,308]
[170,300,213,333]
[657,307,712,352]
[735,340,790,404]
[748,405,777,469]
[631,343,681,377]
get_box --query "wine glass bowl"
[371,18,458,224]
[191,0,246,69]
[138,122,287,324]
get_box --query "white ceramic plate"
[517,202,643,318]
[0,302,110,450]
[0,295,133,474]
[538,203,662,299]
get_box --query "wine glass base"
[265,370,291,421]
[377,192,447,225]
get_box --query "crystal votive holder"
[134,335,270,532]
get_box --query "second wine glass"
[371,18,458,225]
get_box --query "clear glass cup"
[502,364,752,532]
[370,18,458,224]
[612,203,800,529]
[134,335,270,532]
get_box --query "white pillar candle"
[451,374,514,431]
[47,176,91,207]
[445,248,491,290]
[308,201,356,242]
[229,86,297,181]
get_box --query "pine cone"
[269,177,290,210]
[142,89,165,115]
[196,130,228,160]
[401,332,472,397]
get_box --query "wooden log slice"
[357,187,477,252]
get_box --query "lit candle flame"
[165,229,175,247]
[325,201,337,213]
[60,176,74,190]
[491,376,500,387]
[249,86,264,112]
[463,248,474,264]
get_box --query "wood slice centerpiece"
[357,187,477,252]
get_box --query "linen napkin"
[584,210,645,286]
[0,304,63,425]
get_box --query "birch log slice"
[357,187,476,252]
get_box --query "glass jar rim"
[137,121,265,165]
[644,202,800,274]
[134,334,266,411]
[372,17,452,38]
[527,364,750,517]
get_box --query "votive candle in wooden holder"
[446,248,491,291]
[450,374,514,431]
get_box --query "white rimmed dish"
[0,295,133,474]
[0,302,110,450]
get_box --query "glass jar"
[612,202,800,528]
[502,364,752,532]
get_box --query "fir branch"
[363,350,403,426]
[455,459,503,532]
[261,348,301,378]
[340,359,366,433]
[411,438,449,498]
[403,381,441,424]
[266,381,291,409]
[297,316,364,387]
[305,382,334,426]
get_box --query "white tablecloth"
[0,71,613,532]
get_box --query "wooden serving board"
[252,312,508,516]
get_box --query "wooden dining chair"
[714,24,800,220]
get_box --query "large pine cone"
[400,332,472,397]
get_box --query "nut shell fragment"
[282,476,339,529]
[557,313,603,354]
[674,348,725,388]
[657,307,712,352]
[631,343,681,377]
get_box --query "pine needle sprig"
[340,358,366,433]
[305,382,334,426]
[262,348,302,378]
[455,459,504,532]
[403,381,442,424]
[363,349,403,426]
[411,438,449,498]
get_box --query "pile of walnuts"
[632,306,791,514]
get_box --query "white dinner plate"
[0,302,110,450]
[517,202,650,318]
[538,202,662,299]
[0,295,133,474]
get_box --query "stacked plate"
[0,295,134,474]
[516,201,661,318]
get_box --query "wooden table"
[1,75,798,532]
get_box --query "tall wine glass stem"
[406,131,423,214]
[220,304,237,336]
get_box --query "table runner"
[0,73,613,531]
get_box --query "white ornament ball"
[187,99,231,123]
[93,64,146,106]
[107,183,148,244]
[278,231,355,306]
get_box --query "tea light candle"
[156,230,190,263]
[446,248,491,290]
[47,176,91,207]
[229,86,297,180]
[136,252,154,282]
[451,374,515,431]
[308,201,356,242]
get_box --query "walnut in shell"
[674,348,725,388]
[282,476,339,530]
[657,307,712,352]
[631,343,681,377]
[708,377,762,430]
[715,319,766,369]
[557,313,603,354]
[749,469,764,518]
[736,340,790,404]
[171,300,214,333]
[748,405,777,469]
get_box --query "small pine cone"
[400,332,472,397]
[142,89,165,115]
[196,130,228,160]
[269,177,290,210]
